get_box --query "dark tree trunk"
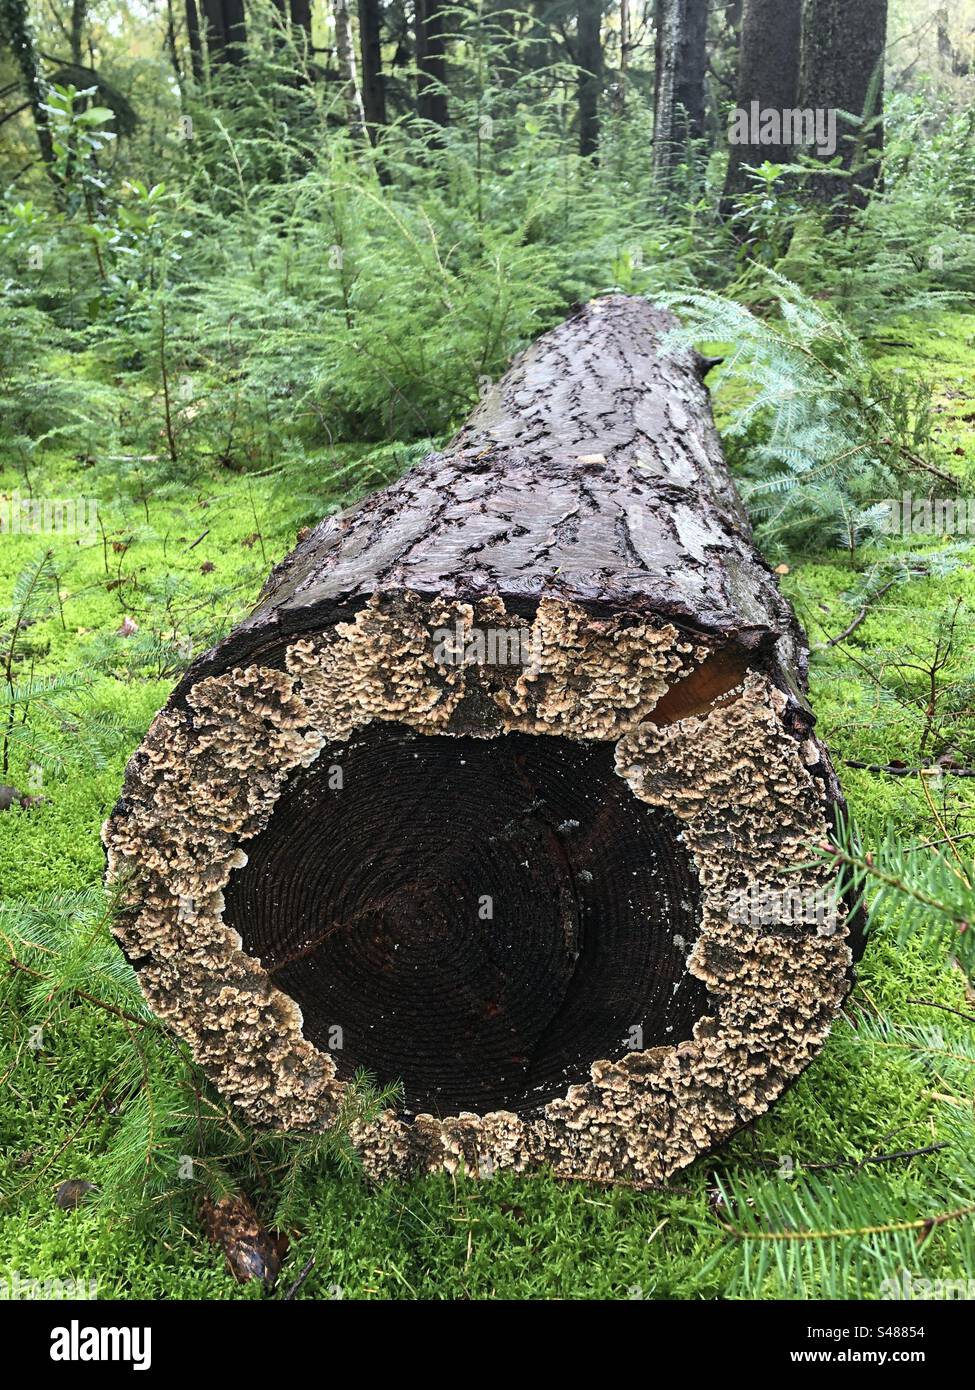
[577,0,603,157]
[358,0,387,132]
[70,0,86,64]
[722,0,802,209]
[201,0,247,65]
[798,0,887,215]
[185,0,205,83]
[415,0,448,127]
[290,0,312,39]
[106,297,860,1185]
[653,0,709,182]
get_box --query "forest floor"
[0,310,973,1300]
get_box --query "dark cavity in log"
[223,726,706,1117]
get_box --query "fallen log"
[104,295,861,1185]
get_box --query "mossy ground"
[1,314,973,1302]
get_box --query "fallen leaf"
[55,1180,97,1209]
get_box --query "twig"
[845,759,975,778]
[817,578,897,649]
[907,998,975,1024]
[283,1255,316,1300]
[749,1143,946,1173]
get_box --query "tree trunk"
[200,0,246,65]
[290,0,312,41]
[577,0,602,157]
[798,0,887,215]
[105,296,860,1185]
[653,0,709,182]
[70,0,86,64]
[334,0,367,138]
[358,0,387,133]
[185,0,205,83]
[415,0,448,128]
[0,0,57,171]
[722,0,802,209]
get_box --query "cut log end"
[104,297,859,1186]
[223,725,707,1118]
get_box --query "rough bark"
[722,0,802,209]
[358,0,387,133]
[415,0,448,128]
[798,0,887,214]
[105,296,860,1185]
[577,0,603,157]
[653,0,709,181]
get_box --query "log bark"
[105,296,861,1185]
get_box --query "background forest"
[1,0,975,1300]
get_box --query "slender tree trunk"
[797,0,887,215]
[653,0,709,183]
[164,0,184,86]
[619,0,629,92]
[358,0,387,132]
[334,0,367,138]
[722,0,802,209]
[70,0,86,63]
[577,0,602,157]
[416,0,449,128]
[185,0,205,83]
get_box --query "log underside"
[104,298,858,1184]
